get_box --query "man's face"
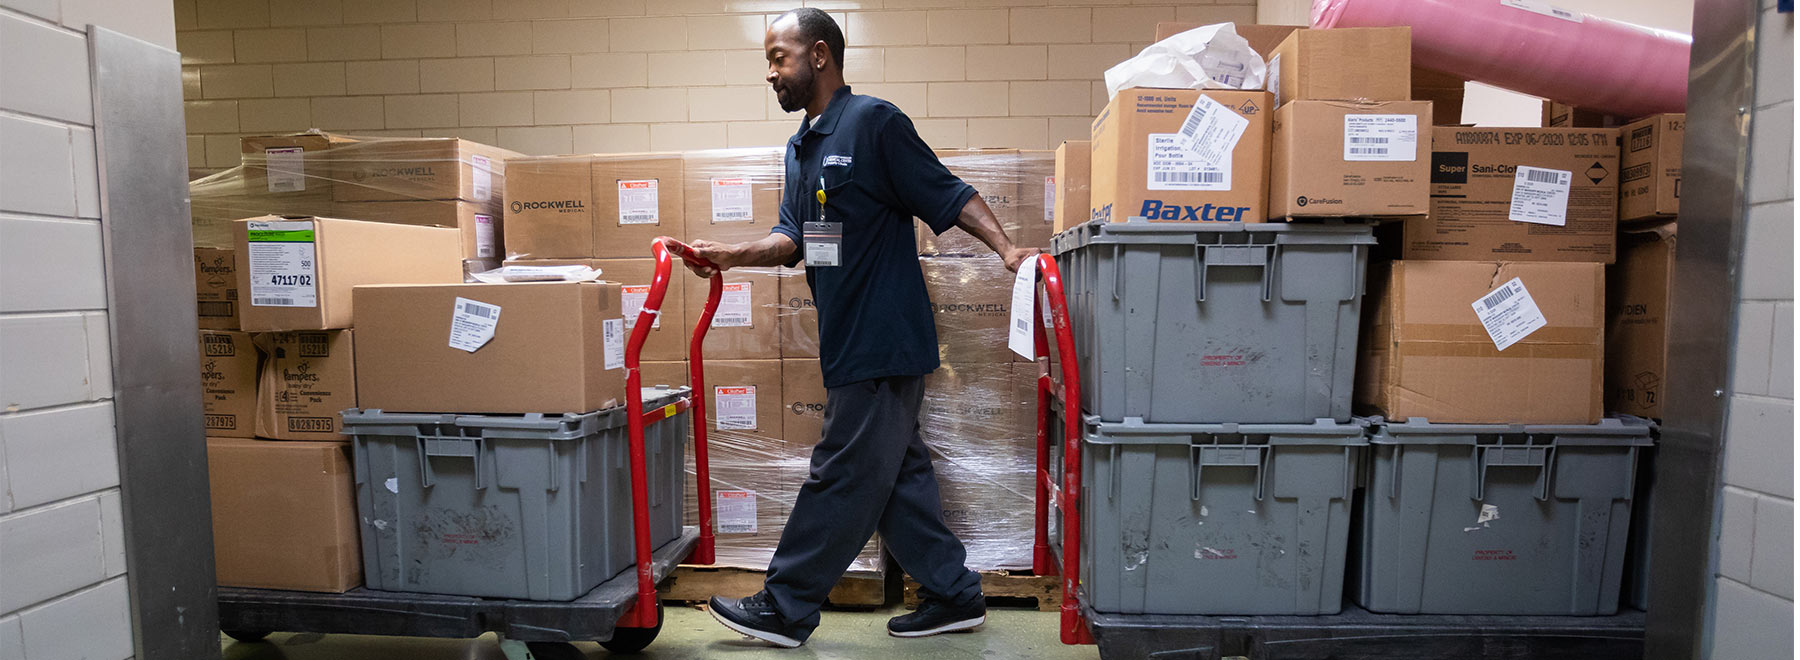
[764,19,815,113]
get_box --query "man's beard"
[776,66,815,113]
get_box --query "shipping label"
[1148,133,1231,192]
[621,284,661,329]
[245,220,318,308]
[716,490,757,534]
[474,213,495,258]
[264,147,306,193]
[711,177,754,223]
[1471,277,1548,351]
[603,318,624,370]
[448,297,501,353]
[1344,114,1420,162]
[471,154,493,201]
[618,179,660,225]
[1175,95,1249,168]
[1043,176,1056,223]
[1008,259,1039,359]
[715,385,757,430]
[1508,166,1573,226]
[712,281,753,328]
[1267,54,1283,108]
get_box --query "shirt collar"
[791,85,853,143]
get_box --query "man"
[672,7,1037,649]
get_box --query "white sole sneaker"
[888,615,987,638]
[708,605,805,648]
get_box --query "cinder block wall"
[0,1,175,658]
[174,0,1256,168]
[1707,3,1793,658]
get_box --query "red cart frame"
[1028,253,1095,645]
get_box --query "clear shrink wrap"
[917,149,1022,255]
[683,148,786,247]
[920,256,1024,364]
[503,153,686,261]
[919,362,1039,571]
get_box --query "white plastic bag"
[1104,23,1266,97]
[469,265,602,283]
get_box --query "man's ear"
[812,41,829,70]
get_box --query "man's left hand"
[1001,247,1041,273]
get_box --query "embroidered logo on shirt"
[824,155,853,167]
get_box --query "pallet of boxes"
[499,148,887,606]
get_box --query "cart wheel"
[222,629,271,643]
[523,641,586,660]
[599,602,663,654]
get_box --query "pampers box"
[1089,88,1273,224]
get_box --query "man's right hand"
[671,239,732,279]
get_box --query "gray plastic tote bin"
[1353,416,1653,615]
[1051,410,1368,615]
[342,387,688,601]
[1049,220,1375,424]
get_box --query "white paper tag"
[1148,134,1231,192]
[1501,0,1583,22]
[1043,176,1056,223]
[1344,115,1419,162]
[715,385,757,430]
[246,220,317,307]
[622,284,661,329]
[710,177,754,223]
[1508,166,1573,226]
[602,318,624,370]
[618,179,660,225]
[474,213,495,258]
[470,154,493,202]
[1266,54,1283,107]
[265,147,306,193]
[1175,95,1250,169]
[448,297,501,353]
[469,265,600,283]
[716,490,757,534]
[1008,259,1040,359]
[713,281,752,327]
[1471,277,1548,351]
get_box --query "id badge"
[804,221,842,267]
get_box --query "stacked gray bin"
[342,387,688,601]
[1353,416,1654,616]
[1049,220,1375,424]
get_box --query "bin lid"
[1367,415,1655,446]
[343,386,691,440]
[1051,219,1377,255]
[1081,415,1369,446]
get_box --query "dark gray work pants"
[763,374,983,639]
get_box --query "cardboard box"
[1269,100,1433,219]
[200,330,258,438]
[207,437,362,592]
[922,256,1014,364]
[234,216,464,332]
[777,266,817,359]
[920,361,1037,569]
[240,132,358,196]
[255,330,357,441]
[683,149,784,246]
[502,155,596,260]
[330,200,502,262]
[594,154,686,259]
[329,138,518,203]
[1412,67,1465,126]
[1542,101,1626,128]
[1619,114,1684,222]
[1408,127,1621,263]
[1052,140,1092,235]
[1356,260,1604,424]
[195,247,241,330]
[1606,223,1676,418]
[1090,89,1273,225]
[1015,150,1057,250]
[641,360,688,390]
[1153,23,1304,59]
[781,358,826,446]
[1268,27,1411,107]
[499,258,690,362]
[353,281,628,414]
[703,359,784,443]
[686,267,780,360]
[919,149,1021,255]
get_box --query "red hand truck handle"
[619,236,723,630]
[1029,253,1094,645]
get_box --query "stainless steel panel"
[89,26,223,660]
[1644,2,1758,659]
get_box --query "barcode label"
[1154,171,1227,184]
[462,301,498,318]
[716,490,757,534]
[1508,166,1573,226]
[618,179,660,225]
[1481,286,1515,309]
[712,282,753,328]
[1470,278,1547,351]
[253,297,293,306]
[711,177,754,223]
[1525,169,1562,184]
[448,297,502,352]
[1344,115,1418,162]
[715,385,757,430]
[1174,95,1249,168]
[1350,137,1390,144]
[246,221,318,308]
[1148,133,1232,192]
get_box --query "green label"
[248,230,315,242]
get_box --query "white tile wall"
[0,115,78,218]
[0,15,92,124]
[0,497,109,614]
[497,124,572,155]
[1710,578,1796,659]
[0,217,106,313]
[0,403,117,514]
[15,577,132,660]
[0,615,22,660]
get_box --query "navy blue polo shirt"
[771,86,977,388]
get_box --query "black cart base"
[1086,604,1646,660]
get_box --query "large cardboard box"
[353,281,628,414]
[1052,140,1092,235]
[1090,89,1273,225]
[255,330,357,441]
[499,258,690,362]
[1606,223,1676,418]
[195,247,241,330]
[1542,101,1626,129]
[1412,67,1465,126]
[919,149,1021,255]
[594,154,686,259]
[686,267,780,360]
[781,358,826,446]
[920,362,1037,570]
[1268,27,1411,107]
[704,359,784,445]
[1619,114,1684,222]
[329,138,517,203]
[240,132,358,196]
[777,266,817,359]
[502,155,596,260]
[1408,127,1621,263]
[1356,261,1604,424]
[207,437,362,592]
[1154,23,1304,58]
[1015,150,1057,250]
[200,330,258,438]
[641,360,688,390]
[921,256,1014,364]
[234,216,463,332]
[1269,100,1432,219]
[682,149,784,246]
[331,200,501,262]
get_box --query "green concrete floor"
[219,604,1099,660]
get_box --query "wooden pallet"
[660,565,890,608]
[902,570,1061,612]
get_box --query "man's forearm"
[722,233,800,268]
[952,195,1016,255]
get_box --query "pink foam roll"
[1313,0,1690,118]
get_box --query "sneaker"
[888,596,987,638]
[708,591,806,648]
